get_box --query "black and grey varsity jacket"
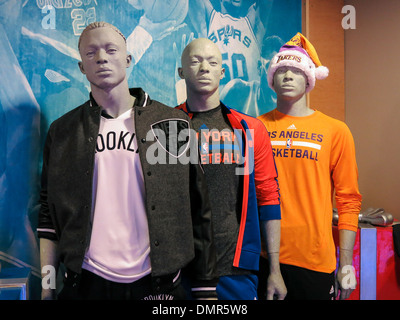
[37,88,217,296]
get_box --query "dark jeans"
[58,269,188,300]
[258,256,335,300]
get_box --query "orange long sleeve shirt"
[258,109,362,273]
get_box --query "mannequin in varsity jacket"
[38,22,217,300]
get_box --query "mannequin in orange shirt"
[258,33,361,300]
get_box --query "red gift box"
[333,224,400,300]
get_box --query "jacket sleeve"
[187,161,219,299]
[253,119,281,221]
[37,125,58,241]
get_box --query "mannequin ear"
[178,67,184,79]
[78,61,85,74]
[220,67,225,80]
[126,54,132,68]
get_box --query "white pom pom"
[315,66,329,80]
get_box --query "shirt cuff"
[259,204,281,221]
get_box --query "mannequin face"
[273,66,308,99]
[78,27,131,91]
[179,38,225,97]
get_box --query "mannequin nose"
[283,70,294,81]
[284,70,294,78]
[200,61,210,72]
[96,49,108,63]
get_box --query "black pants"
[58,269,188,300]
[258,256,335,300]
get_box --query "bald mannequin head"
[180,38,223,69]
[178,38,225,106]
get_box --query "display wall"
[304,0,400,221]
[344,0,400,220]
[303,0,345,121]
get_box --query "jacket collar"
[89,87,151,109]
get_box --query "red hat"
[267,33,329,93]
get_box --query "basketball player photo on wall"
[126,0,301,116]
[133,0,189,23]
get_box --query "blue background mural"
[0,0,301,299]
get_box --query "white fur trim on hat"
[315,65,329,80]
[267,49,328,93]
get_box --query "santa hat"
[267,32,329,93]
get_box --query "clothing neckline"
[101,107,133,120]
[273,108,319,120]
[188,103,222,115]
[89,88,150,113]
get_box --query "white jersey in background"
[208,9,261,87]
